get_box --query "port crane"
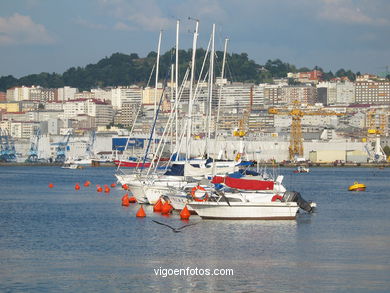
[365,108,388,162]
[0,128,16,162]
[53,130,72,163]
[26,128,41,162]
[268,102,345,160]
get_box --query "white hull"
[168,194,196,212]
[117,174,190,204]
[188,201,299,220]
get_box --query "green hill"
[0,49,357,92]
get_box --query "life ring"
[191,186,209,202]
[271,195,283,202]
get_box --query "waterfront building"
[8,121,40,139]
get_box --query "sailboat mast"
[206,24,215,158]
[186,19,199,160]
[215,38,229,135]
[153,30,162,155]
[175,20,180,155]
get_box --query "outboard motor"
[283,191,313,213]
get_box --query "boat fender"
[271,195,283,202]
[191,186,209,202]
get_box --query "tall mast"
[206,24,215,158]
[153,30,162,155]
[215,38,229,136]
[186,18,199,161]
[175,20,180,155]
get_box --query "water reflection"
[1,167,389,292]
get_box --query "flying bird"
[152,219,198,233]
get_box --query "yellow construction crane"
[366,108,386,135]
[268,102,345,160]
[233,86,254,137]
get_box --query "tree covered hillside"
[0,49,358,92]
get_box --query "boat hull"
[114,160,151,168]
[188,202,299,220]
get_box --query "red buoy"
[136,205,146,217]
[104,187,110,193]
[153,199,163,212]
[110,183,116,188]
[128,196,137,203]
[97,186,103,192]
[122,184,128,190]
[84,181,91,187]
[48,183,54,188]
[180,205,191,220]
[161,201,173,214]
[75,183,80,190]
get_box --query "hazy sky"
[0,0,389,78]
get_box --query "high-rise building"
[355,81,390,105]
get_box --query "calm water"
[0,166,389,292]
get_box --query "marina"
[1,166,389,292]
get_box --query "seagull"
[152,220,199,233]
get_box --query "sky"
[0,0,389,78]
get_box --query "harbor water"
[1,166,389,292]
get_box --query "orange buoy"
[97,186,103,192]
[75,183,80,190]
[104,187,110,193]
[153,199,163,212]
[122,184,128,190]
[121,193,129,201]
[180,205,191,220]
[110,183,116,188]
[128,196,137,203]
[136,205,146,217]
[161,201,173,214]
[48,183,54,188]
[84,181,91,187]
[122,195,130,207]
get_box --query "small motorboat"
[293,166,310,173]
[61,163,80,169]
[348,181,366,191]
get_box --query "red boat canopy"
[212,176,274,190]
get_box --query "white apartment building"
[62,98,113,127]
[45,101,64,111]
[317,81,355,105]
[9,121,40,139]
[6,86,35,101]
[216,83,265,112]
[26,110,64,122]
[57,86,78,102]
[111,86,143,109]
[336,81,355,104]
[91,88,112,102]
